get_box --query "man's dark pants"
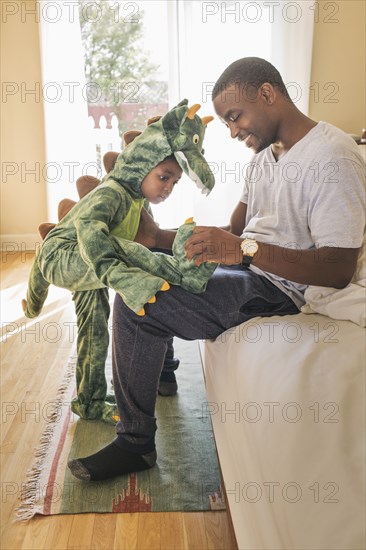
[112,265,299,453]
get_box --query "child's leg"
[22,258,50,318]
[24,242,117,423]
[71,288,118,424]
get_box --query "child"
[22,100,216,424]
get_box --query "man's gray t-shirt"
[240,121,365,308]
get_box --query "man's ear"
[260,83,276,105]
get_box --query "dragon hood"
[108,99,215,199]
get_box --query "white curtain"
[38,3,96,221]
[270,0,315,116]
[155,0,314,228]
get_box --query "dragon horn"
[201,116,214,126]
[187,104,201,119]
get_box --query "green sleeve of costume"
[74,186,173,312]
[111,219,217,296]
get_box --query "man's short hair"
[212,57,291,101]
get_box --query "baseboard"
[1,233,41,253]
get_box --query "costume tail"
[22,259,50,318]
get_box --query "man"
[68,57,365,481]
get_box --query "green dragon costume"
[22,100,217,424]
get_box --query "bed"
[200,311,365,549]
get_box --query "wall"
[1,0,47,245]
[309,0,365,134]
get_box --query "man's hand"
[185,226,243,265]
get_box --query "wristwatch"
[240,238,259,266]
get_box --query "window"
[78,0,170,170]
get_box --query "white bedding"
[201,313,365,550]
[301,240,366,327]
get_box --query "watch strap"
[242,254,254,267]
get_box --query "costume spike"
[123,130,142,146]
[201,116,214,126]
[187,104,201,120]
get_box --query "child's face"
[140,158,182,204]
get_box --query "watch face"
[241,239,258,257]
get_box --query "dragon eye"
[193,134,199,144]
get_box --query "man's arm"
[134,208,176,250]
[185,226,360,289]
[218,201,248,233]
[229,201,247,235]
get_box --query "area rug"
[17,338,225,519]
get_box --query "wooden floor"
[0,252,237,550]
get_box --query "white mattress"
[201,313,365,550]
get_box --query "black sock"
[159,370,177,383]
[67,442,157,481]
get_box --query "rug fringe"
[15,351,77,521]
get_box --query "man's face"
[213,83,278,154]
[140,157,182,204]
